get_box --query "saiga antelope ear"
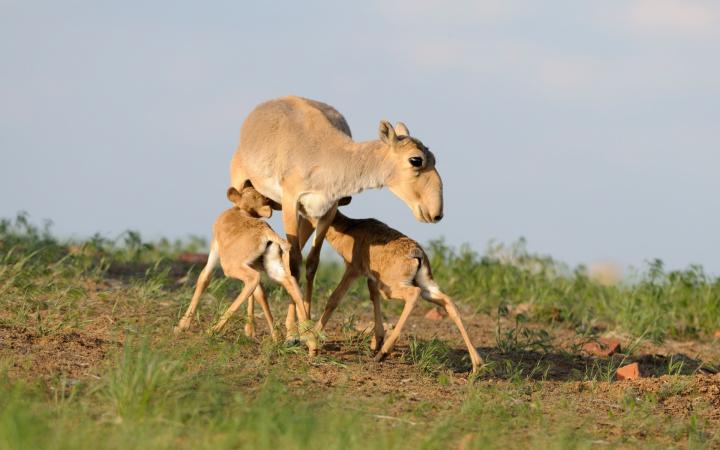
[378,120,398,145]
[394,122,410,137]
[338,196,352,206]
[226,187,243,206]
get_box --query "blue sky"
[1,1,719,273]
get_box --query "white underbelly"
[253,179,282,204]
[298,192,334,219]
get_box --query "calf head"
[226,186,274,218]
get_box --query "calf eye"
[409,157,423,168]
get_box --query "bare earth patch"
[0,323,117,380]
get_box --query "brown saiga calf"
[314,211,483,372]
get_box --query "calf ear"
[394,122,410,137]
[268,199,282,211]
[379,120,398,145]
[226,187,243,205]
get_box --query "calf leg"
[285,303,299,342]
[245,293,256,338]
[174,242,220,334]
[211,267,260,333]
[367,279,385,352]
[314,267,359,332]
[374,286,421,362]
[422,287,483,372]
[252,284,281,342]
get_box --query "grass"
[405,337,453,375]
[427,238,720,341]
[2,213,720,449]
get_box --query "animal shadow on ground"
[314,334,716,382]
[455,347,718,381]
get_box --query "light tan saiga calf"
[314,211,482,372]
[174,186,317,354]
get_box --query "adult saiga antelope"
[230,96,444,330]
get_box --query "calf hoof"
[173,319,190,335]
[303,335,319,356]
[209,323,225,336]
[271,329,283,343]
[244,323,256,339]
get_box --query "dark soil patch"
[0,324,118,380]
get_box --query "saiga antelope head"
[379,121,443,223]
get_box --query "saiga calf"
[173,186,317,354]
[314,211,482,372]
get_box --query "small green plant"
[404,336,451,375]
[337,313,373,356]
[666,354,686,376]
[494,304,553,354]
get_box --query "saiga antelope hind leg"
[303,205,338,319]
[280,194,302,340]
[277,271,318,355]
[280,193,303,279]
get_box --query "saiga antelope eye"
[409,157,423,168]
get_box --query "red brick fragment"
[178,252,208,264]
[582,338,621,357]
[714,330,720,339]
[424,308,447,321]
[616,362,641,381]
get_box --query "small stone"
[582,338,621,357]
[424,308,447,321]
[616,362,641,381]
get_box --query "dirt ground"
[3,285,720,437]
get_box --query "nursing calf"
[174,186,317,354]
